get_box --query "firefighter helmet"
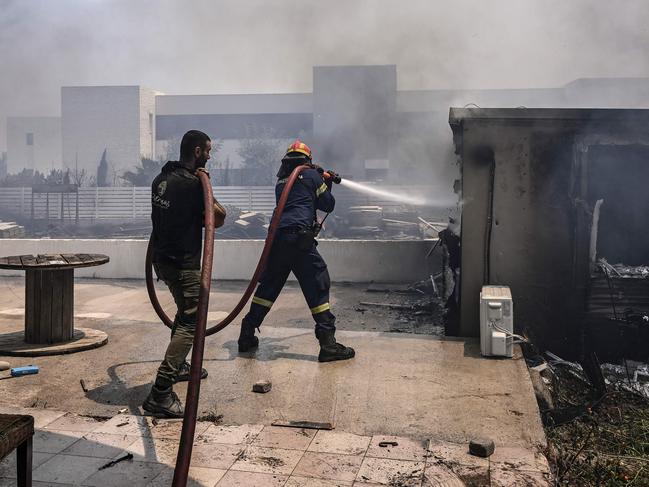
[284,140,312,160]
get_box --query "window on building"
[26,133,34,146]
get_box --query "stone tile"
[190,442,245,470]
[427,440,488,469]
[92,414,156,437]
[30,410,68,429]
[42,413,102,433]
[307,431,371,456]
[215,470,288,487]
[366,435,428,462]
[34,482,78,487]
[422,462,466,486]
[356,457,424,486]
[1,481,78,487]
[196,424,264,445]
[150,419,210,440]
[82,459,166,487]
[489,446,551,473]
[0,451,53,478]
[62,432,140,458]
[446,464,490,487]
[292,452,363,482]
[121,436,180,465]
[285,477,352,486]
[252,426,316,451]
[230,445,304,475]
[33,430,85,454]
[147,466,227,487]
[32,453,106,485]
[490,466,551,487]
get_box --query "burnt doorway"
[588,144,649,265]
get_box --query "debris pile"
[355,278,445,335]
[329,205,446,240]
[217,208,268,239]
[597,258,649,279]
[527,351,649,486]
[0,220,25,238]
[601,360,649,399]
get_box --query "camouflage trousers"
[153,262,200,388]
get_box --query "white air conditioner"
[480,285,513,357]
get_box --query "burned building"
[449,107,649,359]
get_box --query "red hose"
[145,164,309,335]
[172,170,214,487]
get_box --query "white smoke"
[1,0,649,150]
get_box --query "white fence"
[0,185,439,221]
[0,186,277,221]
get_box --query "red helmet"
[284,140,312,160]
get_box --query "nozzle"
[323,171,342,184]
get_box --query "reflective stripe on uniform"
[316,183,328,197]
[252,296,274,308]
[310,302,330,314]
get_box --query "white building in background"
[61,86,160,179]
[6,116,62,174]
[155,93,313,166]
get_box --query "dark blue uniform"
[242,167,336,334]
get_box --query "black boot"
[317,330,355,362]
[175,361,208,382]
[238,320,259,353]
[142,384,184,418]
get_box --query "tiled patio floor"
[0,409,551,486]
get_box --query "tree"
[237,125,284,185]
[121,157,165,186]
[71,168,87,187]
[44,169,64,185]
[97,149,109,187]
[0,152,6,179]
[0,169,40,187]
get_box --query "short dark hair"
[180,130,210,159]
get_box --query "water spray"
[339,178,429,206]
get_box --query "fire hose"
[144,164,339,486]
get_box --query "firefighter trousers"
[243,234,335,335]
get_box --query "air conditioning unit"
[480,285,513,357]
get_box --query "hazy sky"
[1,0,649,150]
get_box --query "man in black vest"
[143,130,213,418]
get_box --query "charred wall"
[449,108,649,357]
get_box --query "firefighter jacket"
[275,167,335,229]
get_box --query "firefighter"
[143,129,223,418]
[237,140,355,362]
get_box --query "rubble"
[469,438,495,458]
[526,351,649,485]
[216,208,269,239]
[252,380,272,393]
[0,220,25,238]
[328,205,447,240]
[598,258,649,278]
[601,361,649,399]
